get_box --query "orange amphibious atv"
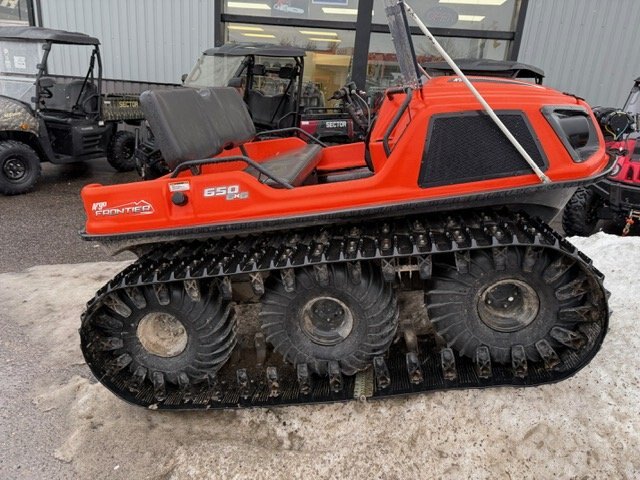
[79,1,611,409]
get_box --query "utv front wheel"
[107,130,136,172]
[0,140,42,195]
[562,188,601,236]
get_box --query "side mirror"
[181,73,188,84]
[39,77,56,89]
[227,77,243,89]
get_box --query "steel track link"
[80,209,610,410]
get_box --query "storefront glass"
[225,0,362,22]
[226,23,355,102]
[372,0,521,31]
[0,0,30,26]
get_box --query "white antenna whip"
[403,1,550,184]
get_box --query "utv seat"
[43,79,98,117]
[246,90,296,129]
[139,86,321,187]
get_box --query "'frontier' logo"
[93,200,155,217]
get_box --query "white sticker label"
[13,56,25,69]
[169,181,190,192]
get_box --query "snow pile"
[0,233,638,479]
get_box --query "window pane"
[367,32,509,90]
[0,0,30,26]
[372,0,521,32]
[225,23,355,101]
[225,0,361,22]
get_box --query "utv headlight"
[542,106,600,163]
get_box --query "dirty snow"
[0,233,639,479]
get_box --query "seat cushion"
[245,144,322,187]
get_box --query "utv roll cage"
[424,59,545,85]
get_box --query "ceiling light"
[322,7,358,15]
[229,26,265,31]
[243,33,276,38]
[228,2,271,10]
[299,30,339,37]
[308,38,342,43]
[458,15,486,21]
[440,0,507,6]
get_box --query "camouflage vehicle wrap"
[0,96,39,137]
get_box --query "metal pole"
[403,1,550,184]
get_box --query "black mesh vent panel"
[419,111,547,188]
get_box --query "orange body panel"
[82,77,608,236]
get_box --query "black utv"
[0,27,145,195]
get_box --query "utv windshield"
[624,84,640,116]
[183,54,245,88]
[0,39,42,103]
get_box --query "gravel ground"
[0,233,638,479]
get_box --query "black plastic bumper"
[591,178,640,213]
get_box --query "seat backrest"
[246,90,296,129]
[45,80,97,113]
[139,87,256,171]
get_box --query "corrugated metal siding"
[518,0,640,107]
[39,0,216,84]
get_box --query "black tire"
[260,264,399,375]
[88,281,236,395]
[426,248,589,364]
[0,140,41,195]
[107,130,136,172]
[562,188,601,236]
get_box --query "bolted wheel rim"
[136,312,188,358]
[3,157,28,182]
[477,279,540,333]
[301,296,354,346]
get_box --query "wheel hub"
[477,279,540,332]
[136,312,188,357]
[3,157,27,181]
[301,297,353,346]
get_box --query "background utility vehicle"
[0,27,144,195]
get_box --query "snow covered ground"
[0,233,639,479]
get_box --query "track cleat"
[492,247,508,271]
[347,261,361,284]
[152,371,167,401]
[440,348,457,381]
[249,273,264,296]
[373,356,391,390]
[550,327,586,350]
[236,368,250,398]
[95,336,123,351]
[314,264,330,286]
[558,306,598,323]
[406,352,424,384]
[106,353,132,374]
[417,255,432,279]
[511,345,528,378]
[153,283,170,305]
[543,257,575,284]
[555,277,589,301]
[266,367,280,398]
[129,366,147,392]
[296,363,312,395]
[381,258,396,282]
[522,247,540,273]
[254,332,267,366]
[535,340,561,370]
[92,314,123,331]
[177,372,190,391]
[328,361,343,393]
[474,345,492,379]
[220,277,233,300]
[281,269,296,293]
[124,287,147,309]
[103,294,132,317]
[184,280,201,301]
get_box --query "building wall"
[38,0,216,85]
[518,0,640,107]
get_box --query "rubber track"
[80,209,609,410]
